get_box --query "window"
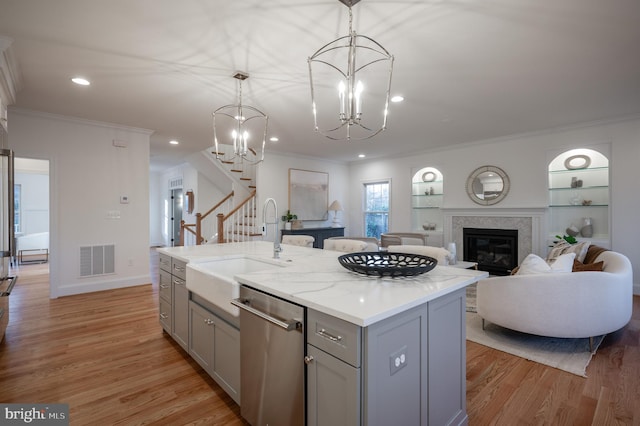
[14,184,21,234]
[363,181,390,239]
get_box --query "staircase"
[180,144,263,245]
[203,143,258,193]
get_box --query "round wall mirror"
[466,165,510,205]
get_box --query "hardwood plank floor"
[0,259,247,426]
[1,255,638,425]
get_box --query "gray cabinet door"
[212,315,240,404]
[172,277,189,351]
[427,288,467,426]
[306,344,360,426]
[189,301,241,405]
[189,301,214,373]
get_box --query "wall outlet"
[389,345,408,376]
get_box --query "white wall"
[350,117,640,293]
[9,108,152,298]
[257,153,349,242]
[149,170,163,246]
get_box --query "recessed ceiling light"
[358,154,366,158]
[269,137,279,142]
[390,95,404,103]
[71,77,90,86]
[169,140,179,145]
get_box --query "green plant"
[555,234,578,244]
[281,210,297,222]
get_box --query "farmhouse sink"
[186,256,285,317]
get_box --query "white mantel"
[442,207,548,263]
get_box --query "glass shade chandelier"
[213,72,268,164]
[308,0,394,141]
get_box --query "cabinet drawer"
[159,269,172,302]
[172,275,186,288]
[159,298,172,333]
[171,258,187,280]
[308,309,361,367]
[159,253,172,273]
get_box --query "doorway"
[170,188,183,246]
[13,158,50,265]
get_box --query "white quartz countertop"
[158,241,488,327]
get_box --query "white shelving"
[411,167,444,246]
[548,149,609,246]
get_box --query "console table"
[281,227,344,249]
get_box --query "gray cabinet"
[306,344,361,426]
[307,309,362,426]
[159,253,241,405]
[427,289,467,426]
[306,288,468,426]
[158,254,172,333]
[170,258,189,351]
[172,274,188,351]
[189,300,240,405]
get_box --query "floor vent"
[80,245,115,277]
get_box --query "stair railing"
[217,190,258,243]
[180,191,234,245]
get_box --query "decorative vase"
[566,224,580,237]
[580,217,593,238]
[447,242,457,265]
[284,222,292,230]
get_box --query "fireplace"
[463,228,518,276]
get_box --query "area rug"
[466,312,604,377]
[465,284,603,377]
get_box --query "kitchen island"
[158,241,488,426]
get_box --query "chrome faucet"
[262,198,282,259]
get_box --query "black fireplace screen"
[463,228,518,276]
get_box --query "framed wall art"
[288,168,329,221]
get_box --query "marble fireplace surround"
[442,208,548,265]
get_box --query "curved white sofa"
[477,250,633,340]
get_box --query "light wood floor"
[1,256,638,425]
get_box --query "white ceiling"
[1,0,639,169]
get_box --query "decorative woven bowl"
[338,252,437,278]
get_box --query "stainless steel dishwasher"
[231,285,305,426]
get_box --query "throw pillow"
[572,259,605,272]
[546,241,591,263]
[516,252,576,275]
[583,245,609,264]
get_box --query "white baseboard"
[53,274,151,298]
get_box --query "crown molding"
[0,36,22,106]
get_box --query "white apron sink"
[186,256,284,317]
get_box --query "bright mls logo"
[1,404,69,425]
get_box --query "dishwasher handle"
[231,298,301,331]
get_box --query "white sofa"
[477,250,633,343]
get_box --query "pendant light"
[213,72,268,164]
[308,0,394,141]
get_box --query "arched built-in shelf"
[548,148,609,247]
[411,167,444,246]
